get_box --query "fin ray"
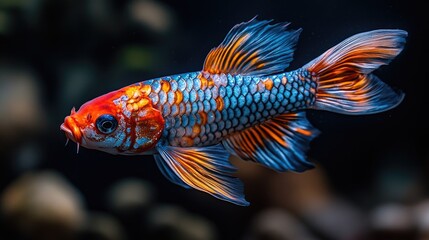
[155,154,191,189]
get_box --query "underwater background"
[0,0,426,239]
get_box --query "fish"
[60,18,407,206]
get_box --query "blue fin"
[222,112,319,172]
[203,17,302,76]
[304,29,407,114]
[155,144,249,206]
[155,154,191,189]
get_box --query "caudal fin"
[304,29,407,114]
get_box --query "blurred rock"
[301,197,368,240]
[80,212,126,240]
[369,203,417,240]
[412,200,429,240]
[243,208,319,240]
[232,157,333,207]
[0,66,45,144]
[266,163,332,210]
[414,200,429,230]
[146,204,217,240]
[0,171,86,240]
[371,203,414,231]
[106,178,154,213]
[128,0,175,36]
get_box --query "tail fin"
[304,29,407,114]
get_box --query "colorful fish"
[60,18,407,206]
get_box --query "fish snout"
[60,116,82,144]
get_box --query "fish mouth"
[60,116,83,153]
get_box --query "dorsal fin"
[203,17,302,76]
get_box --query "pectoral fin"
[155,144,249,206]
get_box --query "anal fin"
[155,144,249,206]
[222,112,319,172]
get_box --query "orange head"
[60,84,164,155]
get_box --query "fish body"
[60,18,407,206]
[143,70,316,148]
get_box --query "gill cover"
[112,84,165,153]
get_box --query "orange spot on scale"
[132,90,141,99]
[207,79,214,88]
[199,112,207,125]
[192,125,200,138]
[264,78,273,90]
[215,97,224,111]
[137,98,149,108]
[132,103,139,111]
[175,91,183,104]
[181,137,194,147]
[141,85,152,95]
[161,80,170,93]
[199,74,208,90]
[125,86,139,98]
[126,104,134,112]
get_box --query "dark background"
[0,0,427,240]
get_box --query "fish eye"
[96,114,118,134]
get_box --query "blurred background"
[0,0,426,239]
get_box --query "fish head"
[60,85,164,155]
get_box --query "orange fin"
[222,112,319,172]
[203,18,301,76]
[155,144,249,206]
